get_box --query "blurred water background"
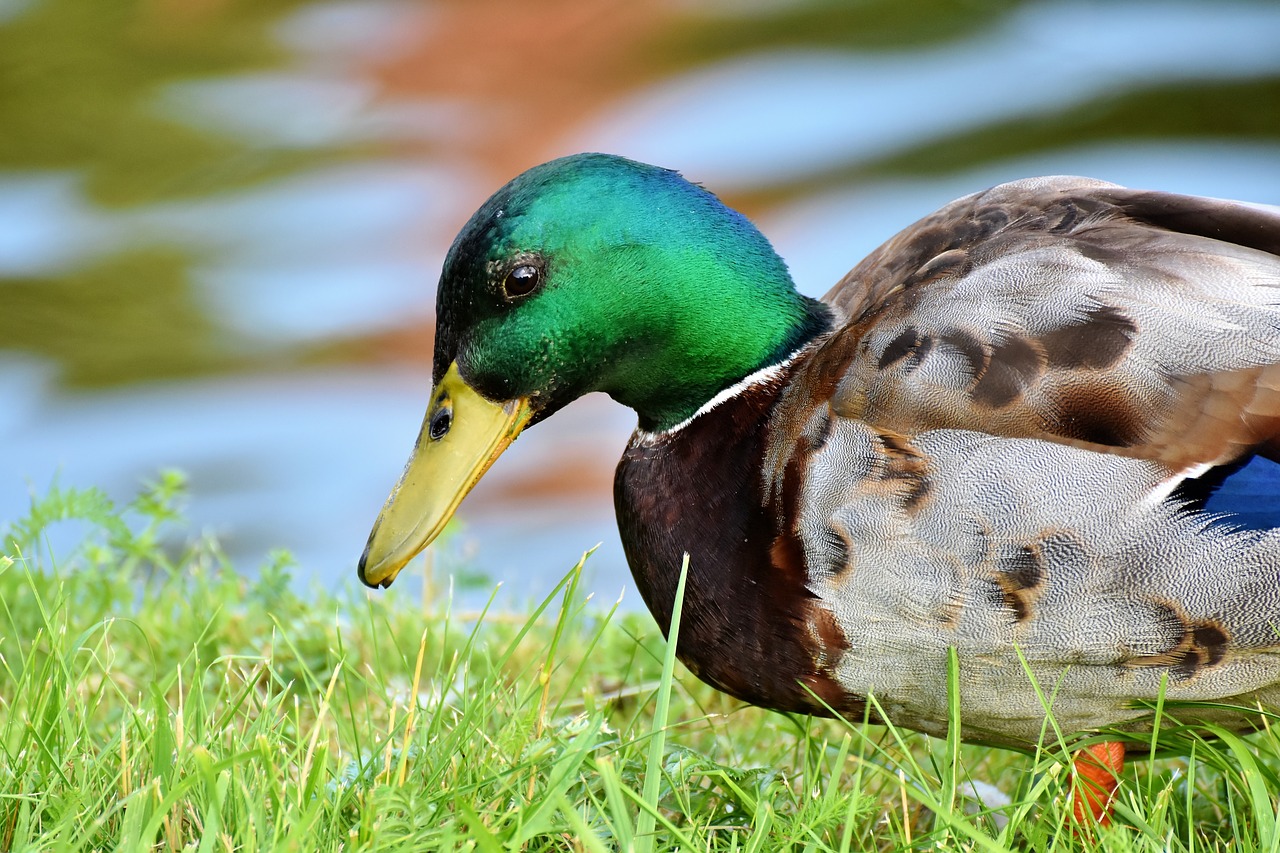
[2,0,1279,608]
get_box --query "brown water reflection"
[2,0,1279,604]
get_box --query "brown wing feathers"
[821,177,1280,475]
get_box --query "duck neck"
[601,271,833,434]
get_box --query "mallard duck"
[359,153,1280,823]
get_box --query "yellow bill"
[358,361,532,588]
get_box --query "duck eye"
[503,264,541,298]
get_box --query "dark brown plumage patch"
[1039,305,1138,370]
[1167,623,1231,680]
[1128,604,1232,681]
[769,435,817,589]
[877,327,933,373]
[875,431,934,514]
[807,409,833,454]
[1191,624,1229,664]
[1048,200,1081,232]
[993,542,1047,623]
[902,476,933,513]
[973,206,1012,236]
[1051,387,1147,447]
[877,329,916,369]
[801,606,871,717]
[820,524,851,575]
[996,544,1045,590]
[940,330,989,384]
[910,334,935,368]
[971,335,1042,408]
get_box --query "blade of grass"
[942,645,961,819]
[534,554,586,737]
[619,777,701,850]
[455,800,504,853]
[1207,724,1279,849]
[635,552,689,853]
[553,791,613,853]
[396,632,427,787]
[596,755,636,852]
[744,801,773,853]
[1147,672,1170,804]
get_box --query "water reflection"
[581,0,1280,186]
[2,0,1278,607]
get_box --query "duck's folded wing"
[824,177,1280,473]
[781,419,1280,742]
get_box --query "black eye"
[428,405,452,441]
[503,263,541,298]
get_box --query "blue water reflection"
[0,174,119,275]
[579,1,1280,186]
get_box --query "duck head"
[358,153,827,588]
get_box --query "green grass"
[2,475,1279,851]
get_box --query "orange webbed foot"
[1070,740,1126,829]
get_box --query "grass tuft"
[1,478,1278,850]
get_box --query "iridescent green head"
[434,153,829,431]
[359,153,830,587]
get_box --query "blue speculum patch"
[1202,455,1280,531]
